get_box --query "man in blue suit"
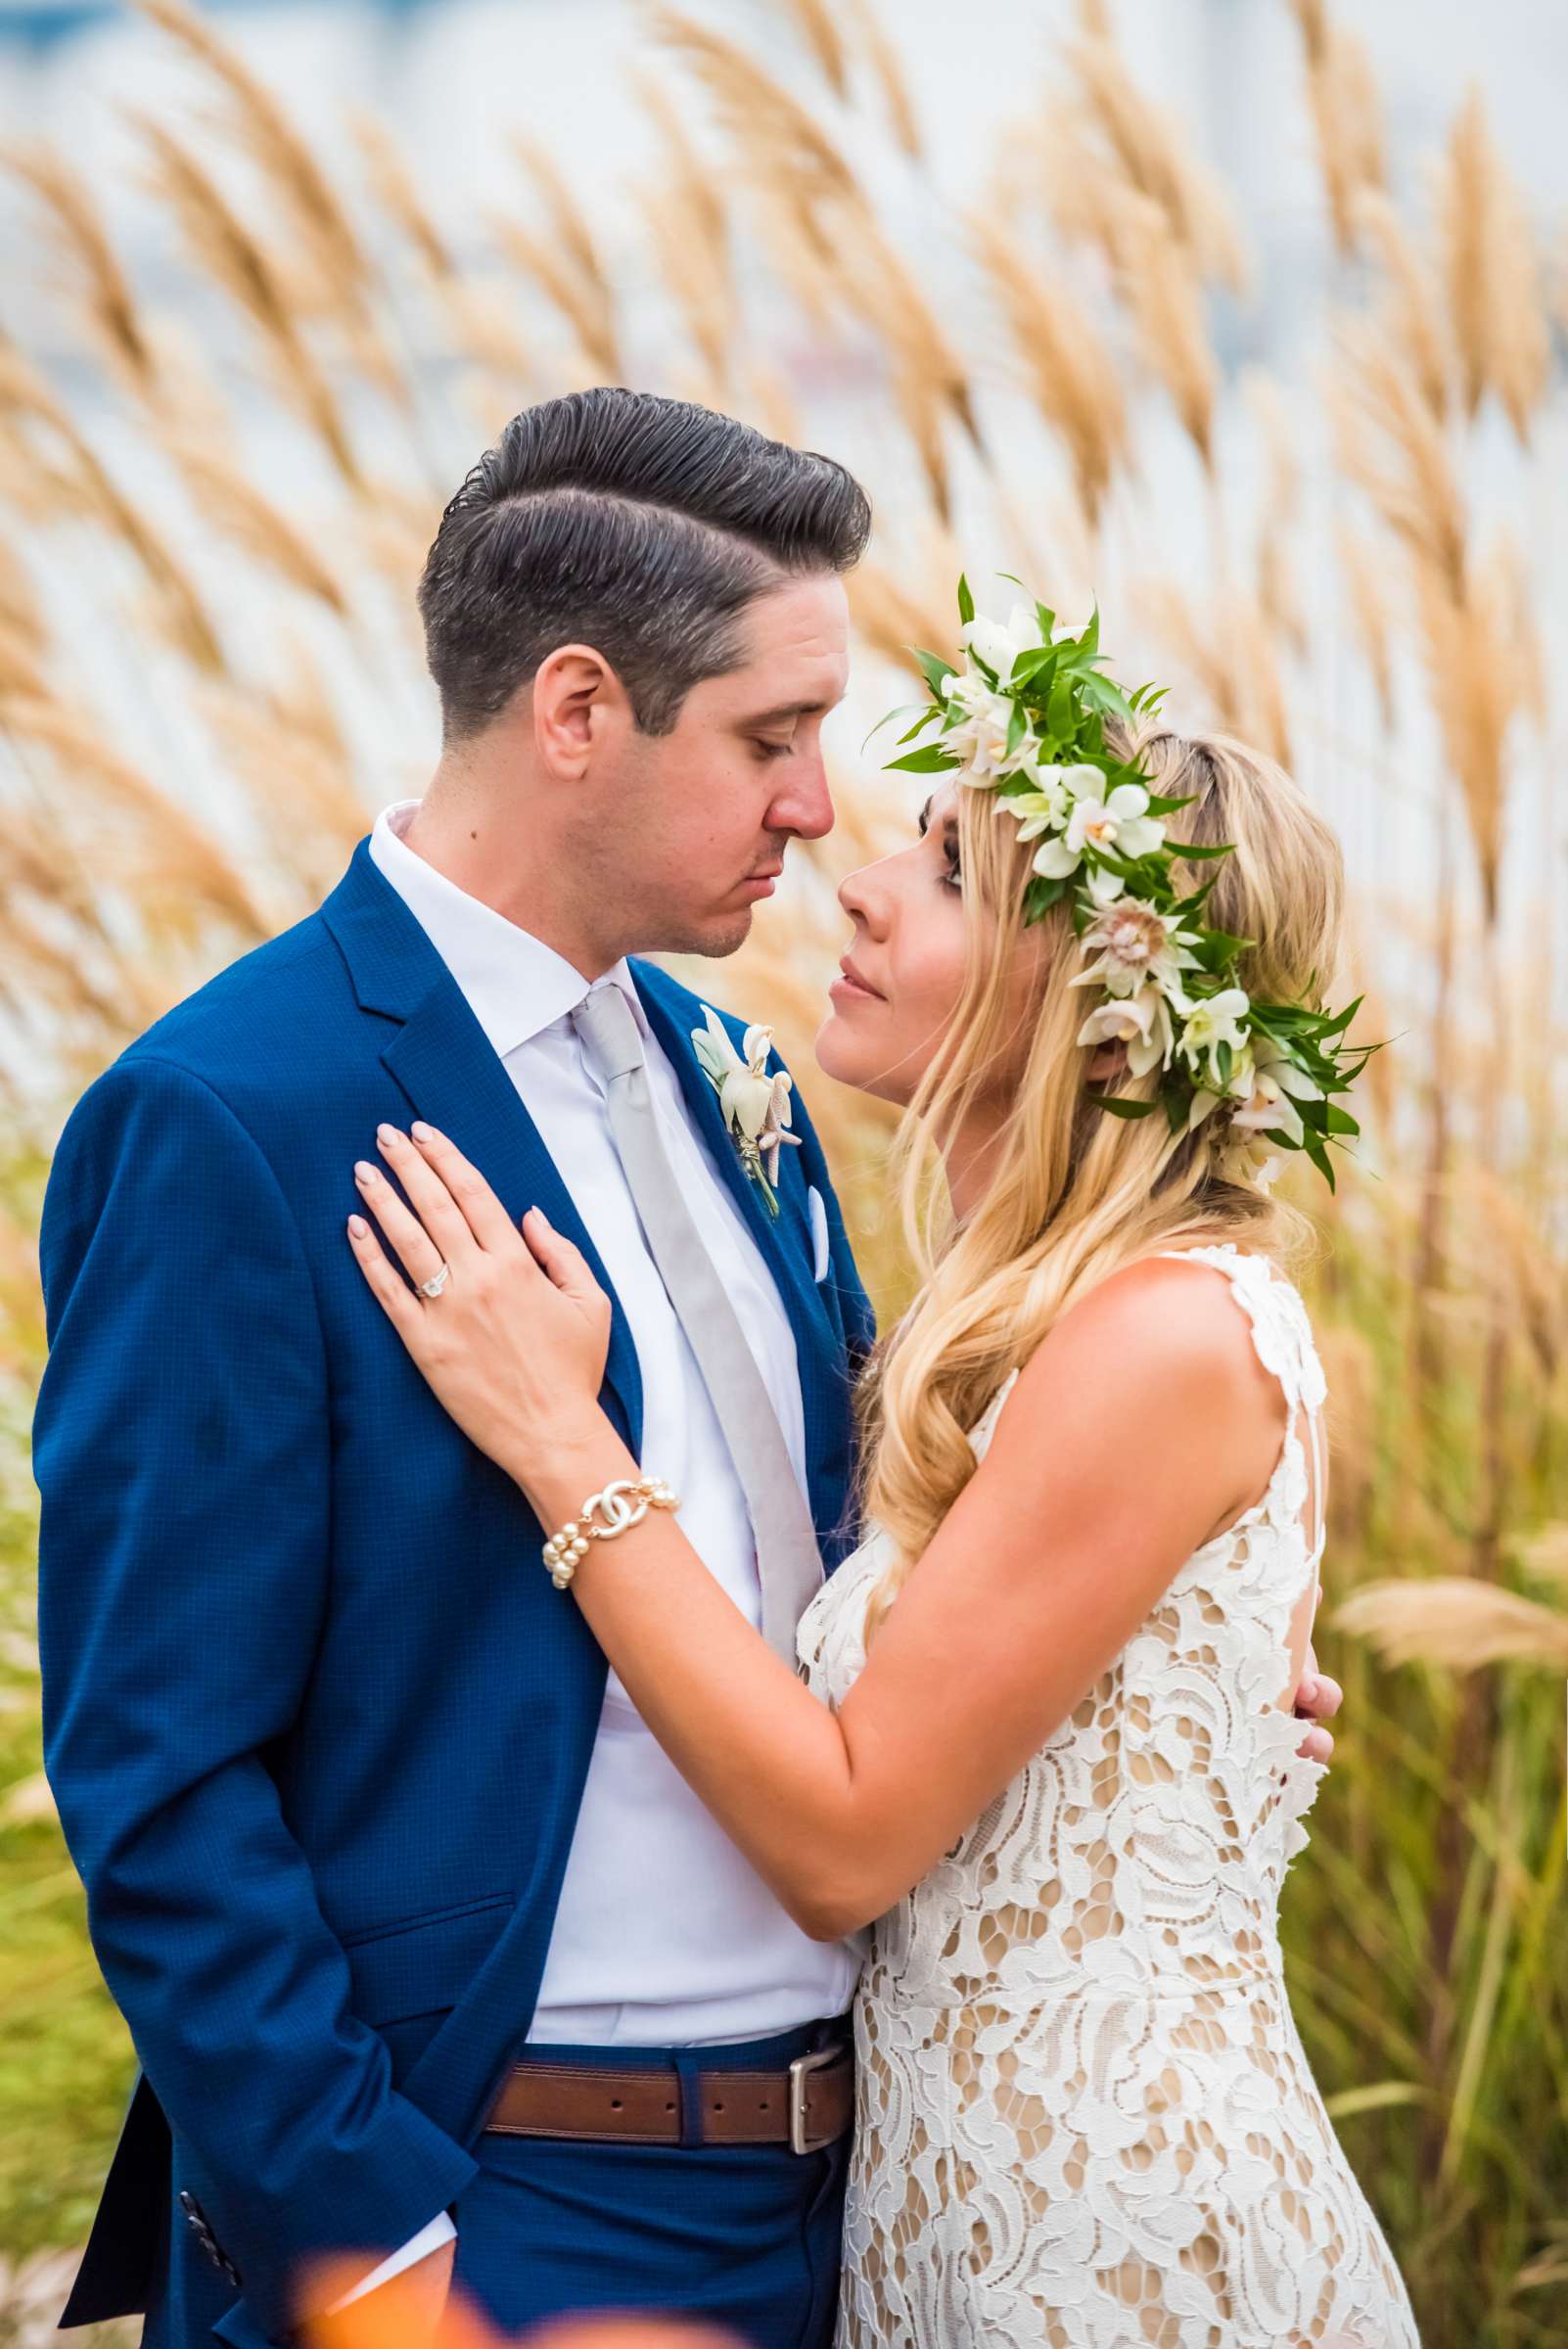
[33,391,880,2349]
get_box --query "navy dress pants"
[451,2023,849,2349]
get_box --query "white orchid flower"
[1004,764,1073,843]
[1031,765,1165,905]
[1228,1036,1322,1148]
[959,599,1044,685]
[1176,987,1253,1091]
[1229,1070,1305,1147]
[694,1005,776,1141]
[1077,985,1176,1078]
[1070,898,1202,1001]
[691,1006,802,1215]
[757,1070,802,1185]
[942,670,1031,781]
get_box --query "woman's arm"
[348,1122,1322,1941]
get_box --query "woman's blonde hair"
[858,718,1347,1635]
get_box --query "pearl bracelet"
[542,1474,680,1590]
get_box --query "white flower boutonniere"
[691,1004,802,1219]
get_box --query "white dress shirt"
[332,806,860,2307]
[368,798,858,2037]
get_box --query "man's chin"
[678,908,755,960]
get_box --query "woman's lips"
[831,955,884,1003]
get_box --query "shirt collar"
[368,801,647,1060]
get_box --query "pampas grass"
[1289,0,1386,256]
[1439,86,1551,443]
[1,1,1565,2337]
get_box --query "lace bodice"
[799,1244,1418,2347]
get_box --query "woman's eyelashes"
[752,737,794,762]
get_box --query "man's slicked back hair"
[417,388,872,742]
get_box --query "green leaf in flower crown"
[910,647,956,700]
[860,700,931,751]
[957,573,975,625]
[1169,875,1220,920]
[895,709,942,745]
[1216,1039,1233,1087]
[887,744,964,774]
[1162,1085,1190,1136]
[1302,1129,1336,1190]
[1023,872,1071,922]
[1010,644,1058,689]
[1046,677,1074,738]
[1077,670,1138,724]
[1170,838,1235,861]
[1189,928,1254,973]
[1096,1095,1159,1120]
[1143,790,1197,817]
[1005,699,1029,759]
[1080,605,1101,662]
[1314,994,1364,1041]
[1322,1101,1360,1135]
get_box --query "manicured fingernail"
[354,1161,378,1183]
[348,1214,368,1236]
[411,1121,434,1142]
[377,1124,400,1147]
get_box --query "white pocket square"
[807,1184,832,1282]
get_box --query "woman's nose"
[838,858,890,939]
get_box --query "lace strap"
[1155,1243,1328,1555]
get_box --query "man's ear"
[532,644,623,782]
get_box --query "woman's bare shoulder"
[992,1249,1284,1464]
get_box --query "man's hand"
[1293,1625,1343,1767]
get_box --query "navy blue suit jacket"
[32,837,876,2349]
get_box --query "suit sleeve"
[33,1054,476,2341]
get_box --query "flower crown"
[881,576,1374,1189]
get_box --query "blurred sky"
[4,0,1566,359]
[1,0,1565,991]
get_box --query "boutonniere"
[690,1005,802,1219]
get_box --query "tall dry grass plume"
[1,2,1565,2338]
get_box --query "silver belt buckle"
[788,2044,842,2156]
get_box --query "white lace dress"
[798,1244,1419,2348]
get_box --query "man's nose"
[769,753,835,843]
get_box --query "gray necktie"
[571,981,824,1662]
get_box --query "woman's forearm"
[508,1413,875,1938]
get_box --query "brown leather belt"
[483,2041,853,2155]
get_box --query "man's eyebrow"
[736,699,831,727]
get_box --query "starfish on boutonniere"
[690,1004,802,1218]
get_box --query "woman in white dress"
[348,601,1419,2347]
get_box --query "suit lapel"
[630,964,840,1489]
[321,840,643,1452]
